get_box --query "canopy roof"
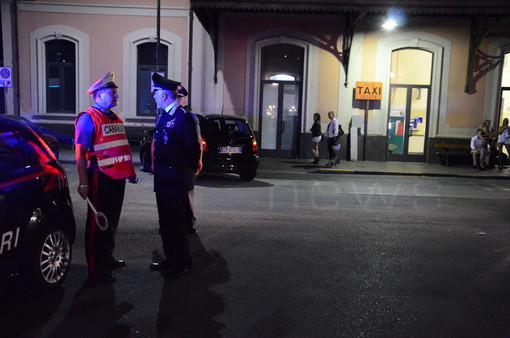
[191,0,510,16]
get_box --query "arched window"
[122,28,182,120]
[137,42,168,116]
[30,25,89,115]
[387,48,433,161]
[259,44,304,158]
[261,44,303,81]
[45,39,76,114]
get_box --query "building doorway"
[260,81,301,157]
[387,85,430,161]
[386,48,432,162]
[259,44,303,158]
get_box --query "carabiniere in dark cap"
[152,73,180,92]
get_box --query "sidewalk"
[257,157,510,180]
[58,149,510,180]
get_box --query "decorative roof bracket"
[465,15,506,94]
[342,12,366,87]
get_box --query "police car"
[3,115,60,159]
[0,116,76,288]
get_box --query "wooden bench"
[434,143,471,166]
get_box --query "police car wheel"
[30,227,72,288]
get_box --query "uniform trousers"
[86,167,126,278]
[156,189,192,271]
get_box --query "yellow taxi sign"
[355,81,382,100]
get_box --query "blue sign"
[0,67,12,88]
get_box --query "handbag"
[337,125,345,137]
[333,125,344,146]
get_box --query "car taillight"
[202,138,209,152]
[252,140,258,152]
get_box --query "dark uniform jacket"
[153,105,201,193]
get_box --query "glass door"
[387,85,430,161]
[260,81,301,158]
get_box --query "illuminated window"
[261,44,303,81]
[45,40,76,114]
[499,53,510,133]
[269,74,295,81]
[390,48,432,85]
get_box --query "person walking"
[149,73,201,279]
[310,113,322,164]
[75,71,138,283]
[325,111,340,167]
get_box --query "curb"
[315,169,510,180]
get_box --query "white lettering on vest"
[102,123,126,136]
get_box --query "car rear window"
[202,119,252,137]
[0,128,53,174]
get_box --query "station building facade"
[1,0,509,163]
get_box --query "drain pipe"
[187,6,193,108]
[156,0,160,72]
[12,0,20,115]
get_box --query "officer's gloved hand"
[128,176,138,184]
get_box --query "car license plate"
[220,146,242,154]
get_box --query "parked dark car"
[140,114,259,180]
[0,116,76,288]
[3,115,60,159]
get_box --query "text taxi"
[0,116,76,288]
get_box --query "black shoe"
[164,267,191,279]
[188,226,198,235]
[107,259,127,269]
[311,158,319,164]
[150,260,172,271]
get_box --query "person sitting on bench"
[470,128,489,170]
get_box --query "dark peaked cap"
[152,73,180,91]
[177,84,188,97]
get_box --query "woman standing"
[310,113,322,164]
[496,118,510,170]
[325,111,339,167]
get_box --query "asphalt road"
[2,156,510,337]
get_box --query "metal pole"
[363,100,368,161]
[156,0,160,72]
[187,7,193,107]
[12,0,20,115]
